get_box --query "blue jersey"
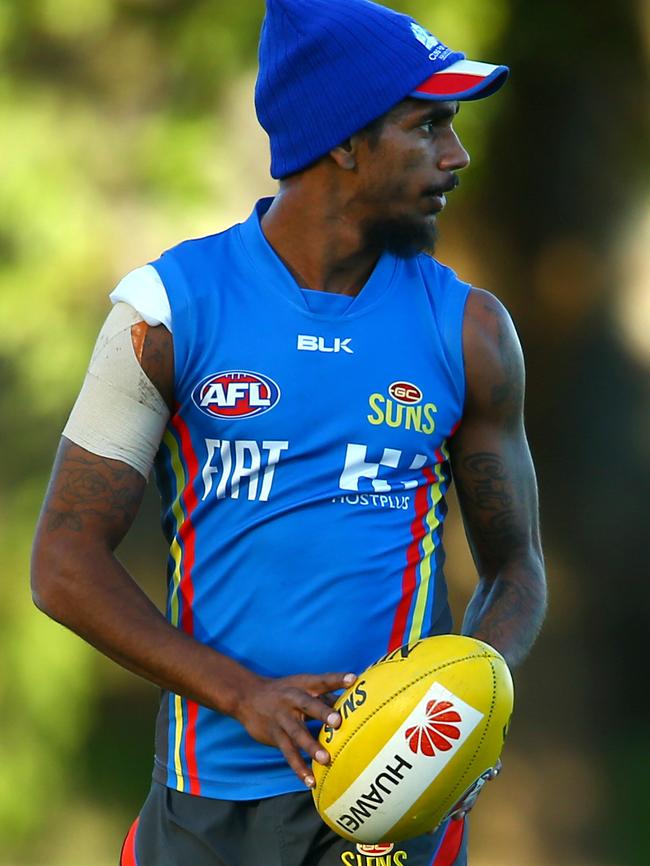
[150,199,471,800]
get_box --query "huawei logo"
[405,700,462,756]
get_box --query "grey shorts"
[120,782,468,866]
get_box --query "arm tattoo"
[44,444,144,545]
[458,452,528,553]
[454,448,546,666]
[453,292,546,665]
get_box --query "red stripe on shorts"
[120,817,140,866]
[431,818,465,866]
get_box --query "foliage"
[0,1,648,863]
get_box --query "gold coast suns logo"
[367,382,437,435]
[340,843,408,865]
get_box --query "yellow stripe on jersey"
[173,694,185,793]
[163,427,187,792]
[407,447,449,645]
[164,429,186,629]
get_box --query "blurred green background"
[1,1,649,864]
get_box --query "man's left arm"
[449,287,547,669]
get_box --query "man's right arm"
[32,436,258,707]
[31,314,353,788]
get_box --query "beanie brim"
[412,59,509,102]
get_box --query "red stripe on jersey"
[171,413,201,795]
[388,466,435,651]
[431,818,465,866]
[184,698,201,794]
[120,817,139,866]
[416,73,484,96]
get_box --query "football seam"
[313,651,497,811]
[434,657,499,819]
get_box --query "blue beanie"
[255,0,509,179]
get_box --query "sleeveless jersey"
[150,198,471,800]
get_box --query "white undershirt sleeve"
[110,264,173,333]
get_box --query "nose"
[438,128,470,172]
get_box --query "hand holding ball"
[311,635,513,843]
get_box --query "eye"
[419,118,445,135]
[417,112,456,135]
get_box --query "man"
[31,0,547,864]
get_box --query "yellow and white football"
[312,634,513,843]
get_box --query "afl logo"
[192,370,281,420]
[356,843,395,856]
[388,381,423,405]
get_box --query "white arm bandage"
[63,302,171,479]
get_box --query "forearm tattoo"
[455,450,546,666]
[465,569,546,663]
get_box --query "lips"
[423,177,458,213]
[423,192,446,214]
[428,193,446,212]
[424,177,459,199]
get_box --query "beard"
[361,212,439,259]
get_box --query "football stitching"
[435,657,500,819]
[313,650,496,811]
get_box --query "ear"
[329,137,360,171]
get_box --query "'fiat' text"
[201,439,288,502]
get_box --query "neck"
[260,179,381,295]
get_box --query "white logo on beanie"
[410,23,439,52]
